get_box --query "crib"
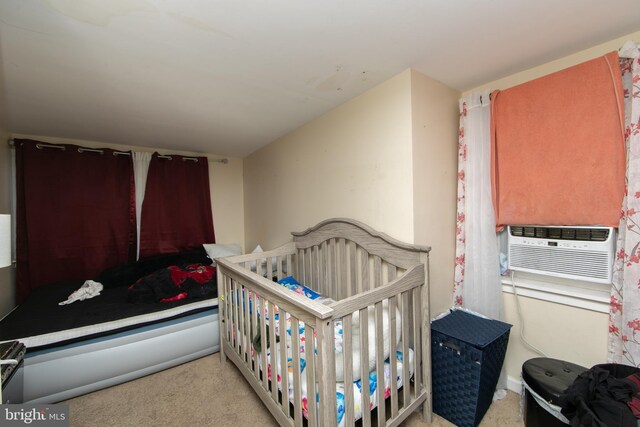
[216,218,431,427]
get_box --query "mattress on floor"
[0,279,218,350]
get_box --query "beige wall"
[243,68,460,315]
[410,70,460,316]
[503,294,609,381]
[209,157,244,247]
[243,70,415,250]
[465,30,640,388]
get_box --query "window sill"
[501,272,610,314]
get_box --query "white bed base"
[217,218,432,427]
[22,308,219,403]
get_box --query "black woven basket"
[431,310,512,427]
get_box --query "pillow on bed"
[202,243,242,265]
[97,247,212,289]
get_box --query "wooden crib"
[216,218,431,427]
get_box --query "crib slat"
[298,249,304,284]
[235,282,241,353]
[338,238,346,300]
[317,318,336,427]
[297,249,305,285]
[269,302,278,402]
[311,245,320,291]
[265,255,273,281]
[343,315,354,427]
[360,247,369,293]
[244,287,252,364]
[388,264,397,282]
[227,278,233,344]
[252,291,259,375]
[231,281,237,352]
[279,307,289,414]
[233,280,239,350]
[401,291,411,407]
[277,255,284,281]
[389,296,398,418]
[375,301,386,427]
[359,307,371,427]
[305,248,313,287]
[291,317,303,427]
[239,284,245,358]
[223,277,230,343]
[317,242,329,296]
[305,324,317,427]
[288,254,295,280]
[260,298,269,390]
[329,238,337,300]
[373,256,382,289]
[256,256,263,279]
[348,241,357,298]
[413,287,422,398]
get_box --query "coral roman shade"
[490,51,626,228]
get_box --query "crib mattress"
[0,279,218,349]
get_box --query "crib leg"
[219,318,227,363]
[220,344,227,362]
[422,399,432,423]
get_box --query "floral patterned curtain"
[453,100,467,308]
[452,91,503,320]
[609,42,640,365]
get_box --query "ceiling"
[0,1,638,157]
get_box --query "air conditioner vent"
[508,225,615,284]
[509,226,610,242]
[548,228,562,240]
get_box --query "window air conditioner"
[507,225,615,284]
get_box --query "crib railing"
[327,264,427,426]
[217,240,430,427]
[218,248,331,427]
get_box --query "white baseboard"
[507,375,522,394]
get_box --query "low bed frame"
[22,308,219,403]
[216,218,431,427]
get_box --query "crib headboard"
[290,218,431,301]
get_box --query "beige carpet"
[64,354,524,427]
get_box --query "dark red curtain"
[15,139,136,303]
[139,153,215,258]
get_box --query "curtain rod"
[7,139,229,164]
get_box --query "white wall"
[243,70,415,250]
[465,30,640,388]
